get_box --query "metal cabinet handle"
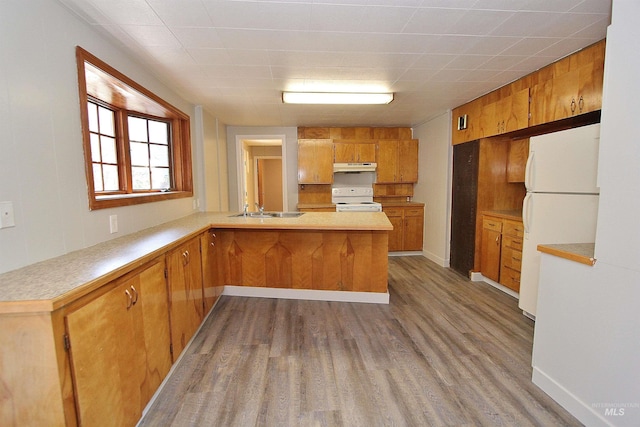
[130,286,138,305]
[578,95,584,112]
[125,289,133,309]
[570,98,576,113]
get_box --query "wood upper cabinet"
[452,97,483,145]
[200,229,222,315]
[166,236,204,360]
[480,88,530,138]
[333,141,376,163]
[507,138,529,183]
[383,205,424,252]
[65,258,172,427]
[529,40,605,126]
[297,139,334,184]
[376,140,418,183]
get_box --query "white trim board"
[222,286,389,304]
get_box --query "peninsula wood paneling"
[214,229,388,293]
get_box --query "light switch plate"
[0,201,15,229]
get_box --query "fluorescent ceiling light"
[282,91,393,105]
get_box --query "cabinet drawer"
[404,207,424,217]
[503,235,523,251]
[503,220,524,238]
[483,217,503,232]
[501,247,522,271]
[383,208,403,217]
[500,266,521,292]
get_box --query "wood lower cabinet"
[166,236,204,360]
[500,220,524,292]
[383,205,424,252]
[201,229,223,314]
[65,257,172,427]
[480,214,523,292]
[480,217,502,282]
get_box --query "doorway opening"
[236,137,287,212]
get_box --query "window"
[76,47,192,210]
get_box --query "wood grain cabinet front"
[376,140,418,183]
[65,257,172,427]
[480,215,524,292]
[333,141,376,163]
[200,229,223,315]
[383,205,424,252]
[166,236,205,360]
[297,139,334,184]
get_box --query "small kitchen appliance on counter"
[331,186,382,212]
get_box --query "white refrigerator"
[519,124,601,317]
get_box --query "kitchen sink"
[229,212,304,218]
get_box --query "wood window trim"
[76,46,193,210]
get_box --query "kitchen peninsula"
[0,211,392,426]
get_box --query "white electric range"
[331,186,382,212]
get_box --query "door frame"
[234,135,288,212]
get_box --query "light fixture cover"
[282,91,393,105]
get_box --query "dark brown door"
[450,141,479,277]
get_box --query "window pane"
[90,134,101,163]
[101,136,117,164]
[88,103,99,133]
[130,142,149,166]
[102,165,119,191]
[132,166,151,190]
[148,120,168,144]
[150,144,169,167]
[98,106,115,137]
[151,167,170,189]
[93,163,103,191]
[128,116,148,142]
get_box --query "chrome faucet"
[243,203,249,216]
[255,202,264,214]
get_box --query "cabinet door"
[200,230,221,315]
[403,207,424,251]
[397,140,418,182]
[66,259,171,427]
[167,237,204,360]
[383,207,403,251]
[452,98,483,145]
[376,140,398,183]
[480,217,502,282]
[334,142,356,163]
[297,139,333,184]
[355,143,376,162]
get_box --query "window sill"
[90,190,192,210]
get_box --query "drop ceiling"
[57,0,611,128]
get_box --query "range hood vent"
[333,162,377,173]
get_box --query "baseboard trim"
[222,286,390,304]
[470,272,519,300]
[532,367,613,427]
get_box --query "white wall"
[226,126,298,212]
[413,112,453,266]
[201,108,229,212]
[0,0,210,274]
[531,1,640,425]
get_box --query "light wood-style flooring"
[139,256,581,426]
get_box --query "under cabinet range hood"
[333,162,377,173]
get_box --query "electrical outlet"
[109,215,118,234]
[0,201,15,229]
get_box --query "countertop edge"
[537,243,596,266]
[0,212,392,311]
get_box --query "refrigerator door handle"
[523,193,532,236]
[525,150,535,191]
